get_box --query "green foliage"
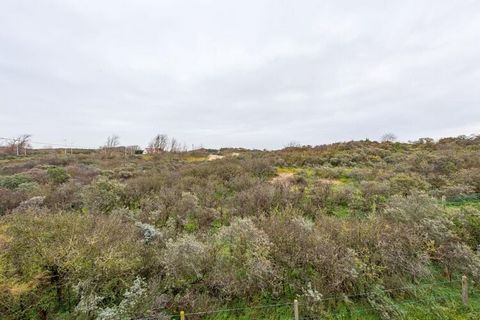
[47,166,70,184]
[162,234,208,288]
[0,174,32,190]
[451,206,480,248]
[76,277,148,320]
[211,218,277,298]
[82,178,125,213]
[0,212,149,319]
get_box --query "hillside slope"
[1,135,480,319]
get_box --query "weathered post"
[462,275,469,305]
[294,299,299,320]
[180,310,185,320]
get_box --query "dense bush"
[1,136,480,319]
[0,188,27,215]
[0,174,32,190]
[0,213,150,319]
[47,166,70,184]
[82,178,125,214]
[210,218,277,298]
[162,234,209,289]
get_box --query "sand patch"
[207,154,224,161]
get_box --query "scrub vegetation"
[1,135,480,319]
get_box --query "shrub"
[309,181,335,212]
[454,168,480,193]
[25,167,49,184]
[123,174,168,208]
[231,183,275,216]
[0,174,32,190]
[451,206,480,248]
[383,194,452,244]
[16,181,40,193]
[162,234,209,289]
[76,277,149,320]
[389,173,429,196]
[65,164,100,184]
[434,184,474,200]
[0,188,27,215]
[436,242,480,280]
[47,166,70,184]
[44,182,83,211]
[12,196,45,213]
[261,215,358,295]
[135,221,160,244]
[0,213,149,318]
[241,157,276,178]
[209,218,276,298]
[82,178,125,214]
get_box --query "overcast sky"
[1,0,480,149]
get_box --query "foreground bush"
[0,212,151,319]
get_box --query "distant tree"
[7,134,31,156]
[381,133,397,142]
[417,137,434,144]
[103,135,120,156]
[169,137,180,153]
[286,141,301,148]
[148,134,168,153]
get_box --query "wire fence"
[146,276,473,319]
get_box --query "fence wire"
[143,278,469,319]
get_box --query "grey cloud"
[1,0,479,149]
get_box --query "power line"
[0,136,94,149]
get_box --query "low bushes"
[82,178,125,214]
[0,212,150,319]
[0,174,32,190]
[1,137,480,319]
[47,166,70,184]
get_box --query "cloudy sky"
[1,0,479,149]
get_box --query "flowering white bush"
[75,277,147,320]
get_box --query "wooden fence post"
[180,310,185,320]
[462,275,469,305]
[294,299,299,320]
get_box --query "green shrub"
[44,182,83,211]
[82,178,125,214]
[209,218,277,298]
[162,234,209,289]
[47,166,70,184]
[0,174,32,190]
[0,213,151,318]
[451,206,480,248]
